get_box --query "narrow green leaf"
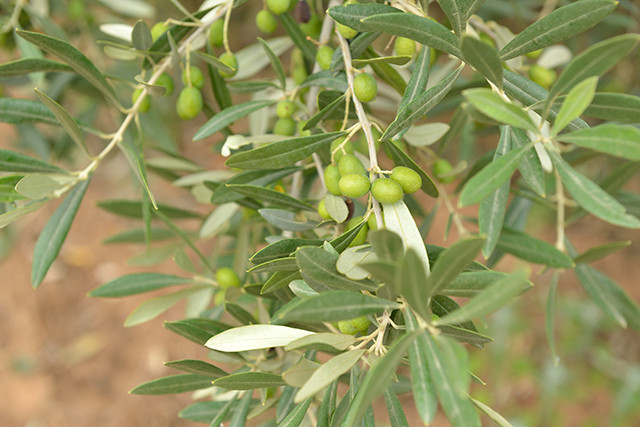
[575,264,640,331]
[34,88,89,156]
[192,50,234,74]
[229,390,253,427]
[383,65,462,142]
[226,132,345,170]
[423,236,486,300]
[0,200,48,229]
[342,331,419,427]
[327,3,402,32]
[464,88,538,133]
[179,401,234,423]
[317,380,338,427]
[16,29,119,106]
[251,238,324,265]
[213,372,286,390]
[295,247,378,292]
[0,58,73,77]
[459,142,532,207]
[470,397,514,427]
[0,150,65,175]
[130,374,214,395]
[248,257,298,274]
[461,36,503,89]
[547,34,640,105]
[89,273,191,297]
[573,240,631,265]
[360,13,462,59]
[405,310,437,425]
[441,271,509,298]
[434,270,531,326]
[205,324,314,352]
[368,229,404,262]
[124,287,205,327]
[584,92,640,123]
[257,37,286,89]
[384,389,409,427]
[227,184,314,211]
[398,249,431,321]
[279,397,312,427]
[382,201,431,275]
[398,43,431,114]
[193,100,276,141]
[164,359,228,378]
[551,77,598,136]
[304,93,347,130]
[422,334,481,427]
[550,152,640,228]
[276,290,398,323]
[261,270,303,294]
[383,140,438,197]
[509,127,546,197]
[497,0,617,60]
[132,20,153,50]
[438,0,471,36]
[164,318,230,346]
[496,228,574,268]
[556,124,640,161]
[285,333,356,352]
[479,126,511,257]
[353,55,411,66]
[97,199,200,219]
[280,12,316,62]
[366,49,407,95]
[207,395,238,427]
[31,178,89,288]
[295,349,365,403]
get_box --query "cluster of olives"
[273,99,298,136]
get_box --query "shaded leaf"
[556,124,640,161]
[213,372,286,390]
[463,88,537,133]
[130,374,214,395]
[496,228,574,268]
[164,359,228,378]
[194,100,276,141]
[89,273,191,297]
[461,36,502,89]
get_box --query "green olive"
[316,45,334,71]
[324,164,342,196]
[354,128,381,154]
[176,87,203,120]
[273,117,296,136]
[132,88,150,113]
[339,174,370,198]
[394,37,416,57]
[208,19,224,48]
[181,65,204,89]
[336,22,357,39]
[390,166,422,194]
[155,72,174,96]
[150,22,169,42]
[371,178,403,204]
[219,53,238,78]
[267,0,291,15]
[338,316,371,335]
[318,199,331,220]
[276,99,296,119]
[528,64,557,90]
[331,137,355,162]
[300,14,322,39]
[353,72,377,103]
[346,216,369,247]
[216,267,241,289]
[256,10,278,34]
[338,154,366,177]
[433,159,455,183]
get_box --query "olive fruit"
[276,99,296,119]
[330,137,355,162]
[371,178,403,204]
[209,19,224,48]
[528,64,556,89]
[155,72,174,96]
[394,37,416,57]
[353,72,377,103]
[300,14,322,39]
[132,88,151,113]
[354,128,381,154]
[339,174,370,198]
[346,216,369,246]
[317,199,331,220]
[367,212,381,230]
[526,49,543,59]
[181,65,204,89]
[150,22,169,42]
[256,10,278,34]
[433,159,455,183]
[390,166,422,194]
[338,154,366,177]
[338,316,371,335]
[176,87,203,120]
[267,0,291,15]
[216,267,241,289]
[324,164,342,196]
[316,45,333,70]
[273,117,296,136]
[219,53,238,78]
[336,22,357,39]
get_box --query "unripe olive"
[367,212,382,230]
[394,37,416,57]
[276,99,296,119]
[181,65,204,89]
[346,216,369,246]
[331,137,355,162]
[336,22,357,39]
[256,10,278,34]
[318,199,331,220]
[478,32,495,47]
[390,166,422,194]
[338,154,366,177]
[216,267,241,289]
[338,316,371,335]
[528,64,557,90]
[316,45,334,71]
[339,174,370,198]
[353,72,377,103]
[433,159,455,183]
[292,65,307,85]
[324,164,342,196]
[214,289,226,306]
[526,49,543,59]
[68,0,86,20]
[209,19,224,48]
[354,128,381,154]
[151,22,168,42]
[132,88,150,113]
[273,117,296,136]
[176,87,203,120]
[371,178,403,204]
[267,0,291,15]
[300,14,322,39]
[155,72,174,96]
[219,53,238,78]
